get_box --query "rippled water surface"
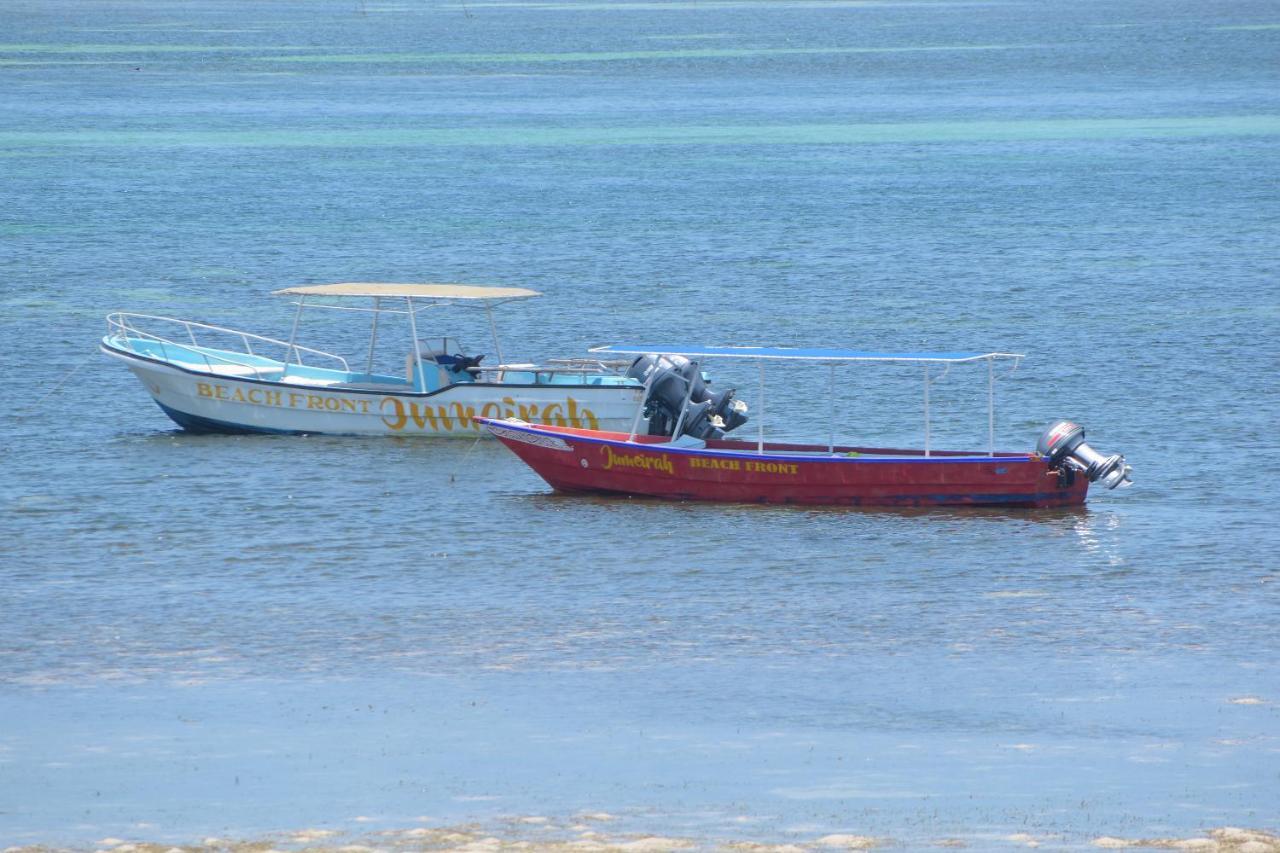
[2,0,1278,848]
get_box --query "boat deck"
[105,336,641,393]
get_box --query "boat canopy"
[273,283,542,301]
[589,344,1022,363]
[599,344,1023,456]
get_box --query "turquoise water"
[2,0,1278,848]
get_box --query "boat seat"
[279,374,342,387]
[406,350,485,390]
[406,353,452,391]
[338,381,411,392]
[195,363,285,378]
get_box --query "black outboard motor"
[1037,420,1132,489]
[448,353,484,376]
[418,347,483,380]
[627,354,749,440]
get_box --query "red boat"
[478,345,1131,509]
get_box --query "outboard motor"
[1037,420,1133,489]
[415,350,483,384]
[448,353,484,376]
[627,354,749,440]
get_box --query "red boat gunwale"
[484,421,1033,459]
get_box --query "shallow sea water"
[2,0,1279,849]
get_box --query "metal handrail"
[105,312,350,372]
[545,357,634,372]
[471,362,640,384]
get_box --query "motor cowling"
[627,354,749,440]
[1037,420,1132,489]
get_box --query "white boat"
[101,282,645,436]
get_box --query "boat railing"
[106,312,350,375]
[473,358,635,384]
[544,357,634,373]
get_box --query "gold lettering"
[214,385,229,401]
[449,402,477,430]
[380,397,408,430]
[566,397,598,430]
[601,446,674,475]
[690,457,740,471]
[247,388,264,405]
[380,396,592,433]
[744,461,799,475]
[288,392,304,409]
[307,395,325,410]
[409,402,441,431]
[324,397,341,412]
[542,403,566,427]
[266,390,282,407]
[358,399,370,414]
[197,383,215,398]
[232,387,247,403]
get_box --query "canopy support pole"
[757,361,765,454]
[988,356,995,456]
[923,364,931,457]
[627,368,657,442]
[407,296,426,391]
[282,295,305,378]
[669,363,699,439]
[828,363,836,454]
[485,303,506,366]
[365,296,381,376]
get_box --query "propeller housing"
[1037,420,1132,489]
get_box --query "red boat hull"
[479,419,1089,508]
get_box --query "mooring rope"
[28,351,97,412]
[449,434,485,483]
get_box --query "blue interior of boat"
[111,337,640,392]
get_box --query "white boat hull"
[107,348,644,437]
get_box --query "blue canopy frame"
[589,344,1022,364]
[588,344,1025,456]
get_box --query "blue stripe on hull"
[155,401,303,435]
[556,484,1073,509]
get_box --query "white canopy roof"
[273,283,542,301]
